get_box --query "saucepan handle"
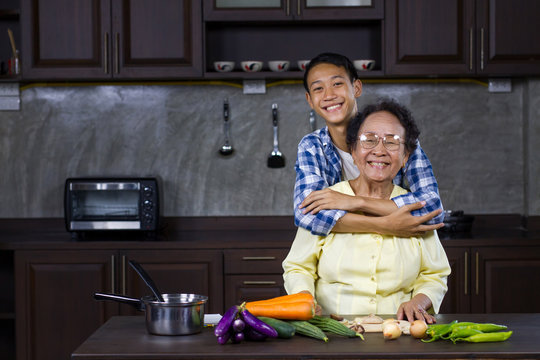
[94,292,145,311]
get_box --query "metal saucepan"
[94,292,208,335]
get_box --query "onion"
[409,319,428,339]
[383,322,402,340]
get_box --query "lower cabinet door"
[15,250,117,360]
[224,274,286,310]
[472,246,540,313]
[122,249,223,314]
[439,247,471,314]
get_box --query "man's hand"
[397,294,436,324]
[300,188,360,214]
[380,202,444,237]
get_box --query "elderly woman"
[283,99,450,323]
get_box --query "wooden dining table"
[72,313,540,359]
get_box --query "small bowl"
[297,60,310,71]
[268,60,290,72]
[214,61,235,72]
[241,61,263,72]
[354,59,376,71]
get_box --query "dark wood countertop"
[72,314,540,359]
[1,215,540,250]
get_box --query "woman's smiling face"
[351,110,409,184]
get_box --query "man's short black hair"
[303,52,359,92]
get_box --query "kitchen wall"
[0,78,539,218]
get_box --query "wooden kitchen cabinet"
[223,249,289,310]
[439,244,540,314]
[203,0,383,21]
[21,0,202,80]
[14,248,222,360]
[15,249,118,360]
[385,0,540,76]
[0,0,21,81]
[203,0,384,77]
[120,249,223,314]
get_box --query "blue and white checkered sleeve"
[392,144,444,224]
[294,141,345,236]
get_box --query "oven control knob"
[143,186,153,197]
[144,212,153,221]
[143,200,153,209]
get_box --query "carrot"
[245,301,315,320]
[246,293,314,307]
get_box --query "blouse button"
[370,298,376,304]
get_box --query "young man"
[295,53,444,237]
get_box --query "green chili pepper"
[442,323,508,339]
[452,331,513,343]
[422,320,458,343]
[448,328,483,343]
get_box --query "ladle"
[128,259,165,302]
[219,98,234,155]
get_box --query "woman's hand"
[397,294,436,324]
[300,188,361,214]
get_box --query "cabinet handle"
[104,32,109,74]
[242,256,276,261]
[243,281,277,285]
[121,255,126,295]
[475,251,479,295]
[464,251,468,295]
[286,0,290,16]
[297,0,301,16]
[480,27,485,71]
[114,33,120,74]
[111,255,116,293]
[469,28,473,71]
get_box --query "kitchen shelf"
[204,21,383,78]
[203,69,384,79]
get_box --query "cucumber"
[308,315,363,339]
[288,320,328,342]
[258,316,296,339]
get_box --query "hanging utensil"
[128,259,165,302]
[219,98,234,156]
[309,110,317,132]
[267,103,285,168]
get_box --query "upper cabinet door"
[111,0,203,78]
[476,0,540,76]
[203,0,383,21]
[21,0,111,80]
[385,0,475,76]
[203,0,291,21]
[21,0,202,80]
[298,0,383,20]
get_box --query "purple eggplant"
[231,331,244,344]
[232,318,245,332]
[214,305,239,337]
[217,330,231,345]
[240,308,278,338]
[244,326,268,341]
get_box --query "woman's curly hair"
[346,99,420,155]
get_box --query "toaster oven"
[64,177,159,232]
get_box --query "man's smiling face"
[305,63,362,128]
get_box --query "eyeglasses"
[358,132,405,151]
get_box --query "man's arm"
[332,202,444,237]
[392,142,444,224]
[294,135,345,236]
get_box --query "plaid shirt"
[294,126,444,236]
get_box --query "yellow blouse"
[282,181,451,316]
